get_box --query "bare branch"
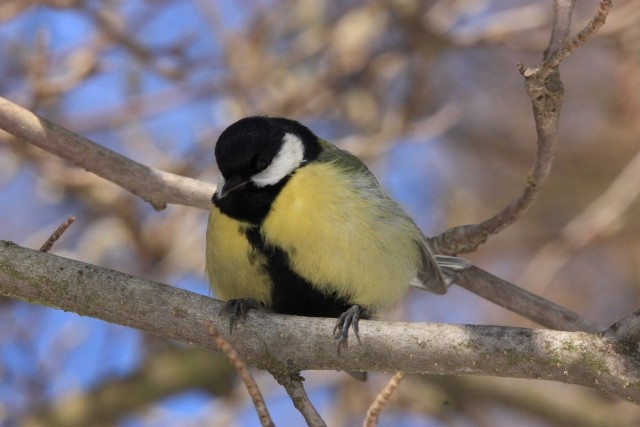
[432,0,612,256]
[205,321,274,427]
[542,0,613,78]
[271,371,327,427]
[455,267,604,333]
[606,309,640,350]
[0,96,214,211]
[363,371,405,427]
[546,0,577,58]
[39,215,75,253]
[1,241,639,404]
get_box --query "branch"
[542,0,612,78]
[431,0,612,255]
[1,241,639,404]
[456,267,603,333]
[205,321,275,427]
[271,371,327,427]
[546,0,577,58]
[39,215,75,253]
[0,96,214,211]
[364,371,405,427]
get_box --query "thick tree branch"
[1,241,639,404]
[0,97,214,211]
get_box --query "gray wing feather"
[434,255,472,272]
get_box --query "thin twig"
[546,0,577,58]
[39,215,75,253]
[271,370,327,427]
[542,0,613,79]
[363,371,405,427]
[204,321,274,427]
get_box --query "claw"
[221,298,263,334]
[333,305,362,354]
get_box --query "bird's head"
[214,116,321,199]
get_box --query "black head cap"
[214,116,321,179]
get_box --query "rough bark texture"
[2,241,639,404]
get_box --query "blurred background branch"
[1,0,640,425]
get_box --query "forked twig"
[542,0,613,77]
[432,0,613,256]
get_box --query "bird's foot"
[221,298,263,334]
[333,304,362,354]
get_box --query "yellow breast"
[261,161,421,309]
[206,206,272,304]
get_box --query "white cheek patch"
[251,133,305,187]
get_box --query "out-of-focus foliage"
[1,0,640,425]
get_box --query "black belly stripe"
[244,226,371,319]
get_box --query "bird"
[205,116,469,354]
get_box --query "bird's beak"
[217,175,248,199]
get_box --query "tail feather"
[434,255,472,272]
[412,254,472,292]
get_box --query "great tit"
[206,116,467,348]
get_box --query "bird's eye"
[255,156,269,171]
